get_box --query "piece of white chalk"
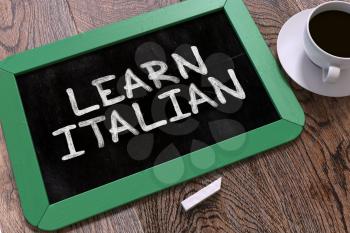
[181,177,222,211]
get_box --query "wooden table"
[0,0,349,232]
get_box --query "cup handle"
[322,65,341,83]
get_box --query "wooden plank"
[66,0,180,33]
[59,207,144,233]
[0,0,76,60]
[243,0,330,56]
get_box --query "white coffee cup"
[304,1,350,83]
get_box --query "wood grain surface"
[0,0,349,232]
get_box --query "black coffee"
[309,10,350,57]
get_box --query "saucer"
[277,9,350,97]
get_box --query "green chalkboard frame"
[0,0,304,230]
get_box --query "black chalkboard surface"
[16,11,279,203]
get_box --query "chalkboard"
[16,10,280,204]
[0,0,304,230]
